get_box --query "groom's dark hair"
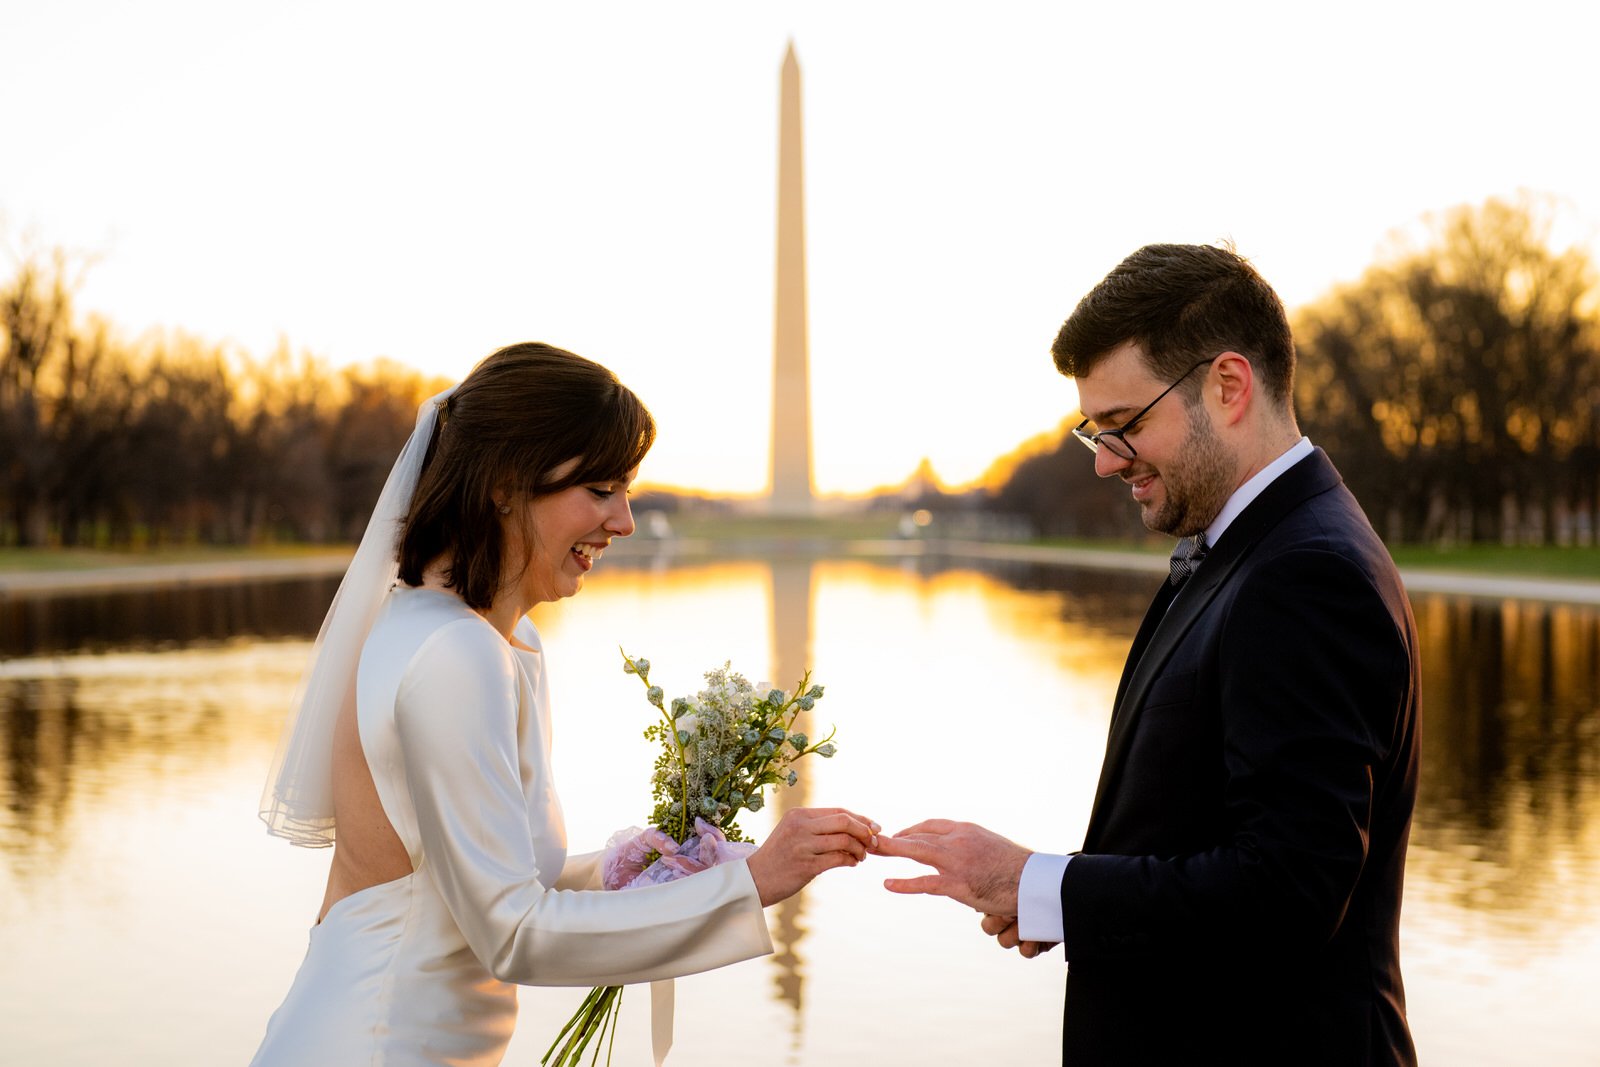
[398,342,655,610]
[1051,243,1297,406]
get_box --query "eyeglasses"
[1071,357,1216,460]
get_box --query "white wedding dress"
[250,586,772,1067]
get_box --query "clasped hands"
[873,819,1059,959]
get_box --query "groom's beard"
[1134,403,1233,538]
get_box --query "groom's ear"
[1207,352,1254,427]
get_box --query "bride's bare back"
[319,699,412,924]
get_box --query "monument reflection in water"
[767,558,816,1034]
[0,558,1597,1065]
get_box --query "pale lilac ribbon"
[602,818,757,891]
[600,819,757,1064]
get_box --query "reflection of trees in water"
[957,558,1155,639]
[1,678,79,869]
[963,562,1600,933]
[0,651,294,877]
[1,577,334,883]
[1409,596,1600,932]
[767,559,813,1039]
[1,576,337,658]
[0,675,168,873]
[838,553,1156,642]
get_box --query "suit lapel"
[1083,449,1345,847]
[1111,578,1179,714]
[1084,559,1233,841]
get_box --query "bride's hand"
[745,807,879,907]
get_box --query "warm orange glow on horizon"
[4,6,1596,498]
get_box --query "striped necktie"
[1168,532,1209,588]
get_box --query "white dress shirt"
[1015,437,1314,943]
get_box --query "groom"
[878,244,1419,1065]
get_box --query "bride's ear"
[491,480,519,516]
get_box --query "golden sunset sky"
[4,2,1598,495]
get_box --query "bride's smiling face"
[511,459,638,605]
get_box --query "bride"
[250,342,877,1066]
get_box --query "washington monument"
[769,42,814,515]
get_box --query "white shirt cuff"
[1016,852,1070,943]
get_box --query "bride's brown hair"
[397,342,655,609]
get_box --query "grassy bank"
[0,544,352,573]
[1384,543,1600,580]
[1,534,1595,584]
[1034,536,1600,580]
[1042,537,1600,580]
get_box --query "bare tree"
[1295,194,1600,545]
[0,249,444,548]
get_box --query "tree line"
[4,195,1597,549]
[992,195,1600,546]
[0,252,445,547]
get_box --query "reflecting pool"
[1,557,1596,1064]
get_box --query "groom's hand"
[980,913,1059,958]
[875,819,1030,916]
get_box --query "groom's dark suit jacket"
[1060,449,1419,1066]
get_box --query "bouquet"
[542,651,837,1066]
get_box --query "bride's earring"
[497,503,512,515]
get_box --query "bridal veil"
[259,385,456,846]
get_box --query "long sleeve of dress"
[554,851,604,892]
[392,620,773,987]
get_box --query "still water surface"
[1,557,1597,1065]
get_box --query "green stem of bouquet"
[649,703,690,841]
[622,649,692,841]
[541,984,622,1067]
[709,722,777,807]
[662,692,691,842]
[589,985,621,1067]
[602,990,621,1067]
[709,709,795,802]
[674,731,690,842]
